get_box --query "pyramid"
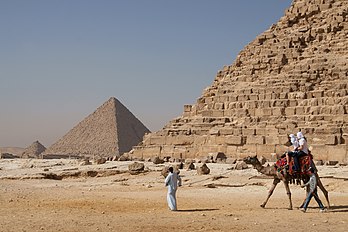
[44,97,150,158]
[130,0,348,163]
[21,141,46,158]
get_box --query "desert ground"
[0,159,347,232]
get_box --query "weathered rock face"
[44,97,150,158]
[21,141,46,158]
[131,0,348,163]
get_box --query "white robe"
[165,172,182,211]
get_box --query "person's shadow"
[328,205,348,213]
[176,208,219,212]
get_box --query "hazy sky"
[0,0,292,148]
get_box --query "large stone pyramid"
[21,140,46,158]
[131,0,348,163]
[44,97,150,158]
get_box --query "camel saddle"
[274,152,313,177]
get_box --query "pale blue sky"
[0,0,292,147]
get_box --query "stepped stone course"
[44,97,150,158]
[130,0,348,163]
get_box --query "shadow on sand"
[176,208,219,212]
[328,205,348,213]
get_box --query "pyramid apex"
[108,97,118,102]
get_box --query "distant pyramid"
[44,97,150,158]
[21,141,46,158]
[130,0,348,162]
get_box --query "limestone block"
[265,127,279,135]
[226,145,237,156]
[289,100,298,107]
[262,108,272,116]
[255,128,266,135]
[214,103,224,110]
[242,128,255,135]
[285,107,296,115]
[236,144,257,157]
[247,135,265,145]
[272,107,285,116]
[324,145,347,163]
[212,110,224,117]
[172,136,194,146]
[319,4,331,11]
[233,128,243,135]
[256,144,276,156]
[237,95,249,101]
[225,136,243,145]
[248,109,256,116]
[249,94,259,101]
[202,110,212,117]
[265,136,279,145]
[219,128,233,135]
[184,104,192,112]
[331,105,345,114]
[254,108,263,117]
[311,135,337,145]
[149,136,166,145]
[295,106,305,115]
[311,145,329,161]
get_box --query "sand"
[0,159,347,232]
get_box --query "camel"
[243,155,329,210]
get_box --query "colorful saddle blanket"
[274,154,313,176]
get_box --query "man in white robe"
[165,167,182,211]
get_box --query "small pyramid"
[44,97,150,158]
[22,141,46,158]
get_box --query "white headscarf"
[297,131,304,139]
[289,134,297,144]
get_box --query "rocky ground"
[0,159,347,232]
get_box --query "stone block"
[237,95,249,101]
[171,136,194,146]
[184,105,192,112]
[249,94,259,100]
[202,110,212,117]
[256,144,276,157]
[223,109,234,116]
[255,128,266,135]
[247,135,265,145]
[285,107,296,115]
[262,108,272,116]
[272,107,285,116]
[289,100,298,107]
[265,136,279,145]
[242,128,255,135]
[226,145,238,156]
[225,136,243,145]
[295,106,305,115]
[311,135,337,145]
[214,103,224,110]
[220,128,233,135]
[150,136,166,145]
[212,110,224,117]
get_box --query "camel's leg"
[317,175,330,209]
[261,178,280,208]
[283,181,293,210]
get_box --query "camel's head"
[243,155,260,165]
